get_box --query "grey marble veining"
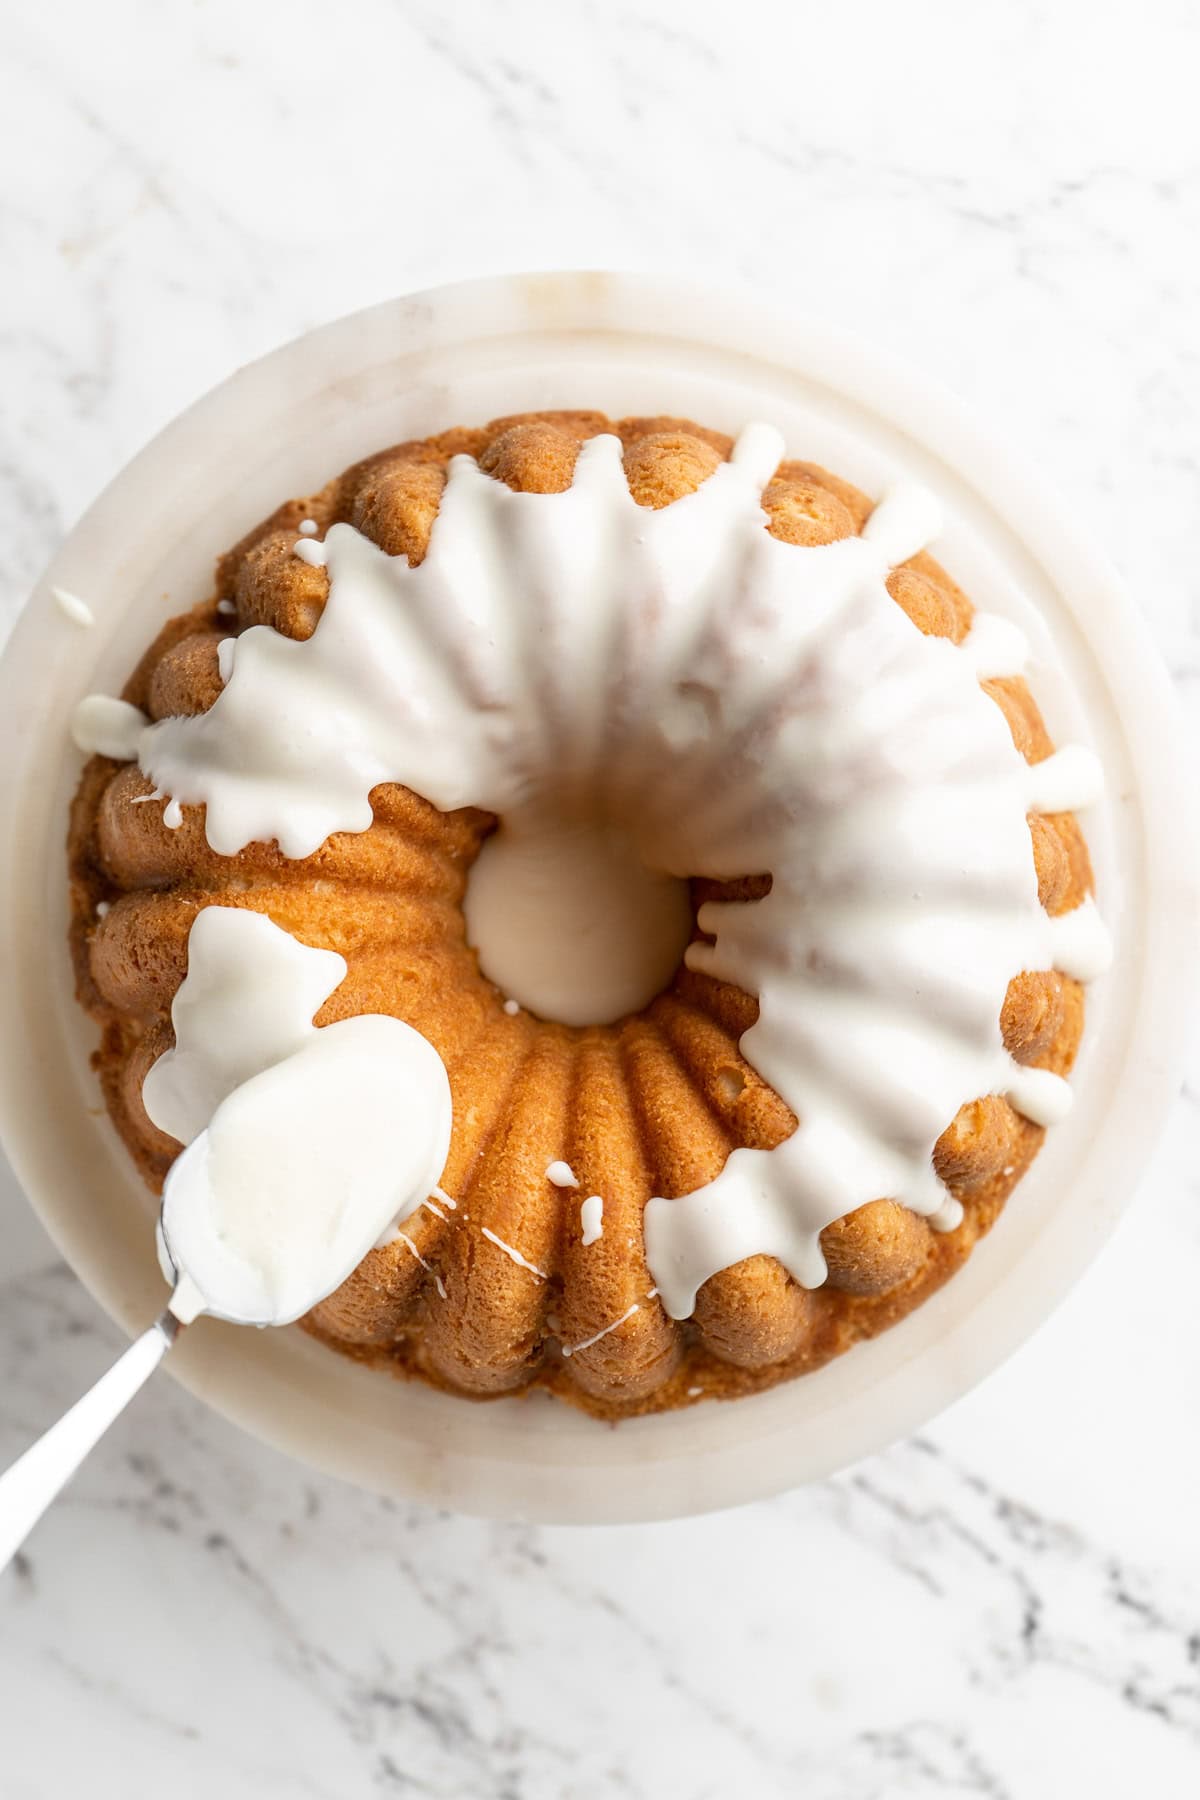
[2,1,1198,1794]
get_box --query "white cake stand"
[0,273,1192,1523]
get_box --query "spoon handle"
[0,1309,181,1573]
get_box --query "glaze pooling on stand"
[52,585,95,627]
[75,422,1110,1322]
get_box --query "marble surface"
[2,1,1199,1793]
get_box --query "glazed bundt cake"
[67,410,1109,1418]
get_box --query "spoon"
[2,1029,453,1576]
[0,1008,454,1573]
[0,1283,195,1574]
[0,1219,212,1573]
[0,1108,339,1574]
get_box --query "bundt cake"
[66,409,1110,1418]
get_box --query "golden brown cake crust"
[67,411,1093,1420]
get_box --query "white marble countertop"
[2,2,1198,1794]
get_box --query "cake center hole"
[463,815,693,1027]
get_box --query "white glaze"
[386,1229,448,1301]
[292,537,326,569]
[958,611,1029,679]
[51,585,94,626]
[480,1228,547,1280]
[545,1160,578,1188]
[580,1195,604,1246]
[929,1196,966,1234]
[1046,897,1112,983]
[128,427,794,855]
[561,1302,639,1358]
[168,1272,207,1325]
[1025,745,1105,814]
[143,907,347,1145]
[71,694,149,760]
[84,424,1108,1319]
[160,1014,452,1326]
[148,907,452,1325]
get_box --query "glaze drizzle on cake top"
[67,411,1111,1415]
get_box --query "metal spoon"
[0,1169,216,1574]
[0,1016,442,1569]
[0,1294,190,1573]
